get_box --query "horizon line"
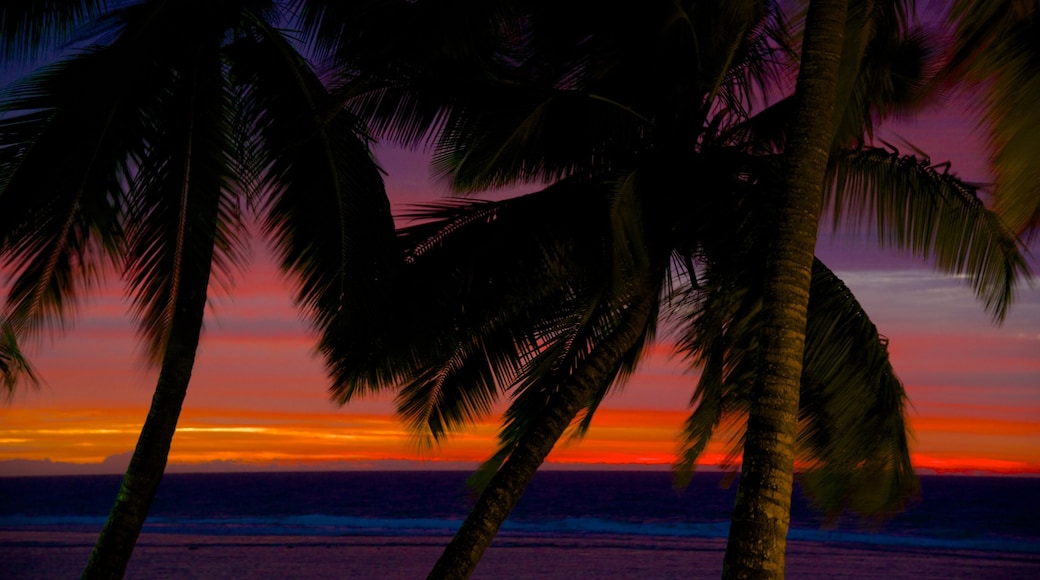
[3,456,1037,478]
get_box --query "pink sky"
[1,94,1038,477]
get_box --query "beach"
[5,530,1040,579]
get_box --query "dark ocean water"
[0,471,1037,554]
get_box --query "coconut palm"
[329,3,796,576]
[0,1,397,577]
[326,149,1023,580]
[722,0,1038,573]
[327,1,1029,578]
[720,0,851,574]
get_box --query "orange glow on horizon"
[2,94,1038,481]
[2,405,1037,475]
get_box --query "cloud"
[0,457,125,477]
[100,450,133,469]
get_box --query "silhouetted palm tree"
[721,0,851,574]
[0,1,397,577]
[327,1,1030,578]
[722,0,1036,573]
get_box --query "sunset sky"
[1,89,1038,477]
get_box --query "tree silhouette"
[0,2,397,576]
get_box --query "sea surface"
[0,471,1037,555]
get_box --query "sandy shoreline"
[3,530,1039,579]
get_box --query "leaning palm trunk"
[2,3,397,578]
[428,290,657,580]
[82,48,225,575]
[427,375,591,580]
[722,0,848,578]
[82,258,213,578]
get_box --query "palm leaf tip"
[673,351,726,491]
[827,145,1031,322]
[796,261,918,518]
[0,320,40,395]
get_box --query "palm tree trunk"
[428,290,656,580]
[427,375,589,580]
[81,240,216,579]
[83,177,221,580]
[722,0,848,578]
[80,25,228,579]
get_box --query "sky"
[1,71,1038,479]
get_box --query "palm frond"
[823,0,934,146]
[0,318,39,396]
[468,290,608,490]
[673,259,760,487]
[571,287,661,438]
[607,170,652,281]
[122,8,241,363]
[428,0,784,193]
[573,170,676,437]
[346,76,462,151]
[831,23,940,146]
[501,199,667,446]
[728,95,791,153]
[325,179,619,441]
[674,341,729,487]
[0,0,107,62]
[827,145,1031,321]
[284,0,364,62]
[338,0,529,150]
[672,256,917,516]
[0,47,143,339]
[234,17,398,344]
[735,1,936,152]
[393,320,534,446]
[797,260,917,518]
[391,343,498,440]
[711,0,793,127]
[471,280,660,493]
[945,0,1040,235]
[433,88,648,193]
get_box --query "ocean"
[2,471,1038,551]
[1,471,1038,578]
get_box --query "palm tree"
[0,1,397,577]
[327,151,1023,580]
[328,1,1029,577]
[330,3,794,576]
[722,0,850,575]
[723,0,1040,573]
